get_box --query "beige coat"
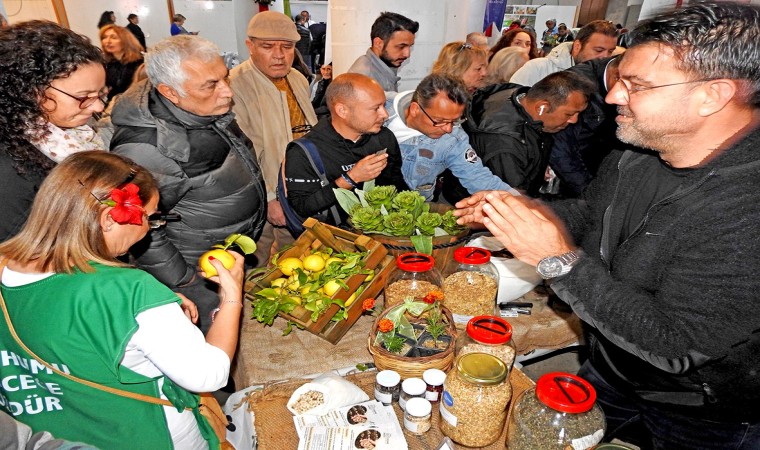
[230,60,318,201]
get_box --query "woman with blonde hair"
[99,24,144,102]
[431,41,488,94]
[0,151,244,449]
[485,46,530,85]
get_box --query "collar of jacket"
[364,48,400,84]
[512,91,546,134]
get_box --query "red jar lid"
[396,253,435,272]
[454,247,491,265]
[535,372,597,413]
[466,315,513,344]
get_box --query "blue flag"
[483,0,508,36]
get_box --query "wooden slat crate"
[245,218,393,344]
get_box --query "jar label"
[374,388,392,405]
[442,390,454,407]
[570,429,604,449]
[452,313,474,324]
[403,416,431,434]
[399,397,407,410]
[424,390,439,402]
[439,401,457,427]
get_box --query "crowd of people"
[1,2,760,449]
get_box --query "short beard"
[379,46,400,68]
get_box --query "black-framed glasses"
[48,85,108,109]
[147,212,181,229]
[615,78,715,97]
[417,103,466,128]
[291,124,312,134]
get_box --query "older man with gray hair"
[110,35,267,334]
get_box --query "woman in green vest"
[0,151,244,449]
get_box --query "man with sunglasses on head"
[454,4,760,447]
[385,73,518,201]
[230,11,318,266]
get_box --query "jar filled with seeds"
[443,247,499,324]
[507,372,606,449]
[385,253,443,309]
[456,315,516,371]
[439,352,511,447]
[404,397,432,435]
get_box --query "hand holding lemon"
[198,233,257,278]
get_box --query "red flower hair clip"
[101,183,144,225]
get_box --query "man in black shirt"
[126,14,146,50]
[284,73,408,224]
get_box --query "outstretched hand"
[202,251,245,305]
[454,190,509,225]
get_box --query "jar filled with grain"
[507,372,606,449]
[444,247,499,324]
[385,253,443,309]
[439,352,511,447]
[456,315,516,372]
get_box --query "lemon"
[364,272,375,282]
[344,292,357,307]
[278,257,303,276]
[302,254,326,272]
[288,296,302,305]
[271,287,283,296]
[286,274,301,291]
[323,279,345,297]
[314,251,331,261]
[198,249,236,278]
[324,257,343,269]
[300,286,312,296]
[270,277,288,288]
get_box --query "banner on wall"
[483,0,508,36]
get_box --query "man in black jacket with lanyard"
[454,3,760,447]
[284,73,408,224]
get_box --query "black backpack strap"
[291,138,342,226]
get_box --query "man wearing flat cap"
[230,11,318,265]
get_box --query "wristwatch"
[536,250,583,279]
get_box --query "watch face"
[537,256,564,278]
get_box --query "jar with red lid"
[384,253,443,309]
[443,247,499,323]
[456,315,516,372]
[507,372,606,449]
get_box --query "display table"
[247,367,535,450]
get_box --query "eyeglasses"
[147,212,181,229]
[291,124,312,134]
[417,103,466,128]
[614,78,715,97]
[458,42,473,51]
[48,85,108,109]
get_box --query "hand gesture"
[347,153,388,183]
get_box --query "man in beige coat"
[230,11,318,265]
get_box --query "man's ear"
[571,39,582,56]
[697,79,738,117]
[371,37,385,54]
[333,101,350,120]
[156,83,181,105]
[245,38,255,55]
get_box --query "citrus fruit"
[199,249,236,278]
[303,254,326,272]
[324,257,343,269]
[344,292,357,307]
[270,277,288,288]
[278,257,303,276]
[323,279,345,297]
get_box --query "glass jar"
[404,397,432,435]
[374,370,400,406]
[385,253,443,309]
[443,247,500,324]
[439,353,511,447]
[399,377,426,411]
[456,315,517,372]
[507,372,606,449]
[423,368,446,403]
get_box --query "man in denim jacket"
[385,74,517,200]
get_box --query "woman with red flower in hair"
[0,151,244,449]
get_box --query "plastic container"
[507,372,606,449]
[384,253,443,309]
[439,353,511,447]
[374,370,400,405]
[443,247,500,323]
[399,377,427,411]
[456,315,516,372]
[404,397,432,435]
[423,368,446,403]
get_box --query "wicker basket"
[368,304,458,379]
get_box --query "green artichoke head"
[383,211,416,237]
[364,185,397,209]
[350,206,384,232]
[442,210,467,236]
[391,190,426,217]
[415,212,443,236]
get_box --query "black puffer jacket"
[442,83,551,204]
[551,126,760,421]
[110,79,266,288]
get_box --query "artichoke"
[350,206,384,233]
[442,210,467,236]
[415,212,443,236]
[383,211,416,237]
[391,190,426,217]
[364,185,397,210]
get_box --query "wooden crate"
[245,218,393,344]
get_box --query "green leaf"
[224,234,257,255]
[334,188,361,214]
[336,279,350,291]
[356,188,369,208]
[410,235,433,255]
[433,227,448,237]
[362,180,375,191]
[296,268,307,286]
[380,204,389,216]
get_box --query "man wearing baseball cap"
[230,11,318,265]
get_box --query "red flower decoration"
[362,298,376,311]
[377,318,394,333]
[423,290,444,304]
[107,183,144,225]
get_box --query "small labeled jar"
[443,247,500,324]
[404,397,432,435]
[374,370,400,406]
[423,368,446,403]
[385,253,443,308]
[439,353,511,447]
[456,315,516,372]
[399,377,426,411]
[507,372,606,449]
